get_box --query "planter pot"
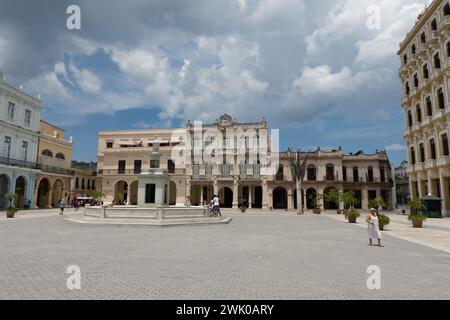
[348,216,357,223]
[336,209,342,215]
[411,220,423,228]
[240,208,246,213]
[313,208,321,214]
[379,223,384,231]
[6,210,15,218]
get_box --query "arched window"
[405,82,410,95]
[75,178,79,189]
[420,32,426,43]
[307,164,316,181]
[446,42,450,57]
[403,54,408,65]
[411,43,416,55]
[55,153,65,160]
[42,149,53,157]
[423,63,429,79]
[438,88,445,109]
[81,178,85,189]
[413,73,419,88]
[434,52,441,69]
[426,96,433,116]
[276,164,284,181]
[416,104,422,123]
[431,19,437,31]
[444,3,450,16]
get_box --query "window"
[380,167,386,183]
[420,32,426,43]
[353,167,359,182]
[413,73,419,88]
[410,147,416,165]
[403,54,408,64]
[407,110,413,127]
[405,82,410,95]
[447,42,450,57]
[307,164,316,181]
[24,110,31,126]
[106,142,113,148]
[81,178,85,189]
[443,133,449,156]
[368,166,374,182]
[22,141,28,161]
[434,52,441,69]
[431,19,437,31]
[42,149,53,157]
[276,164,284,181]
[134,160,142,174]
[419,143,425,162]
[75,178,79,189]
[167,159,175,173]
[438,88,445,109]
[3,136,11,158]
[430,139,437,160]
[342,167,347,182]
[118,160,126,174]
[426,96,433,116]
[87,180,91,190]
[55,153,65,160]
[326,164,334,180]
[92,180,96,190]
[145,184,156,204]
[416,104,422,122]
[411,44,416,54]
[7,102,15,120]
[150,159,160,169]
[444,3,450,16]
[423,64,429,79]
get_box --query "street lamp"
[287,147,309,215]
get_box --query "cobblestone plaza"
[1,210,450,300]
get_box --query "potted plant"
[368,198,386,214]
[3,193,17,218]
[347,210,360,223]
[324,188,342,214]
[311,194,323,214]
[378,214,390,231]
[239,200,248,213]
[407,198,427,228]
[342,191,359,218]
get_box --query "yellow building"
[70,161,101,202]
[34,120,74,208]
[398,0,450,216]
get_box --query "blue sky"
[0,0,433,165]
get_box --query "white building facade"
[0,73,41,208]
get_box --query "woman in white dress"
[365,208,383,247]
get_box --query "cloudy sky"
[0,0,432,164]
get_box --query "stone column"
[262,180,268,210]
[428,172,433,196]
[185,178,191,206]
[248,185,252,209]
[213,179,218,196]
[232,178,239,209]
[200,185,204,205]
[418,178,424,198]
[439,169,447,217]
[287,189,293,210]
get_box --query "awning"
[118,140,141,146]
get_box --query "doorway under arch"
[37,178,50,208]
[323,187,338,210]
[14,176,27,208]
[272,187,287,209]
[114,180,128,205]
[306,188,317,210]
[0,174,10,208]
[219,187,233,208]
[129,181,138,205]
[169,181,177,205]
[52,179,64,207]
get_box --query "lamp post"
[287,147,309,215]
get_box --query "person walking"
[59,199,66,216]
[365,208,383,247]
[211,195,221,217]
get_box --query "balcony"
[432,109,445,122]
[429,31,439,44]
[403,127,413,137]
[437,156,450,166]
[425,159,437,169]
[37,163,74,176]
[440,16,450,30]
[421,116,432,127]
[418,43,428,56]
[0,156,38,170]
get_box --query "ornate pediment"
[216,114,234,129]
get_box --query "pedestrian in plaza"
[365,207,383,247]
[212,194,221,217]
[59,199,66,216]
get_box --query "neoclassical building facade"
[0,72,41,209]
[97,115,392,210]
[34,120,74,208]
[398,0,450,216]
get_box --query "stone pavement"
[322,210,450,254]
[1,209,450,300]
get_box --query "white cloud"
[132,121,152,129]
[68,63,102,93]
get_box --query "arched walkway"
[306,188,317,210]
[52,179,64,207]
[323,187,338,210]
[114,180,128,205]
[169,181,177,206]
[37,178,51,208]
[14,176,27,208]
[0,174,11,208]
[129,181,138,205]
[273,187,287,209]
[219,187,233,208]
